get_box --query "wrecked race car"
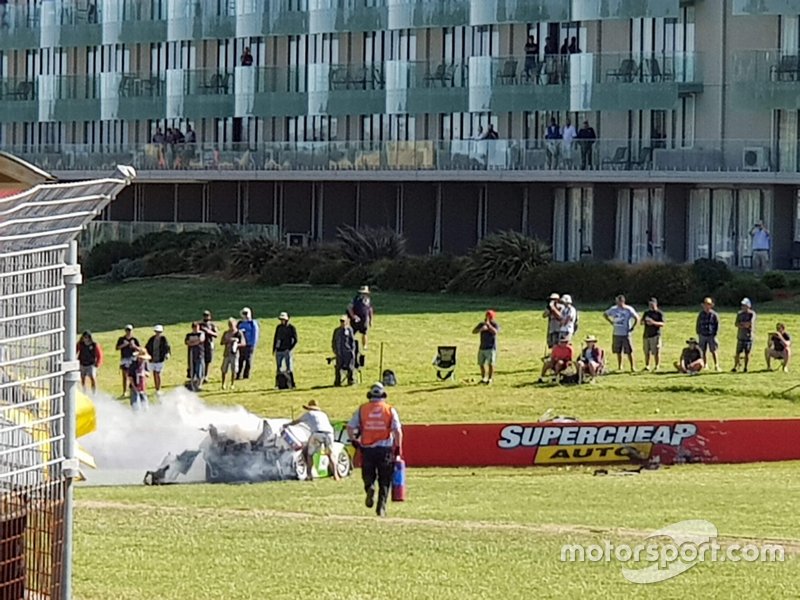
[144,418,352,485]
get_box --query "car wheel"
[293,453,307,480]
[335,450,352,478]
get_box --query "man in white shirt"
[750,221,771,274]
[285,400,339,481]
[559,294,577,341]
[561,118,577,168]
[603,295,640,372]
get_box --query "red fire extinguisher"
[391,455,406,502]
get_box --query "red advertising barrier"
[402,419,800,467]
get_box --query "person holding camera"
[750,221,771,274]
[473,310,501,384]
[543,292,562,349]
[331,315,356,386]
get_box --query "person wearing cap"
[473,309,501,384]
[221,317,245,390]
[538,334,573,383]
[675,338,704,374]
[603,295,639,372]
[332,315,356,386]
[236,307,260,380]
[284,400,339,481]
[347,285,374,350]
[128,349,151,410]
[199,310,219,383]
[184,322,206,392]
[542,292,563,349]
[578,335,604,381]
[732,298,756,372]
[696,297,721,371]
[766,323,792,372]
[145,325,171,395]
[558,294,577,341]
[115,325,141,397]
[77,331,103,394]
[273,311,298,389]
[642,298,665,372]
[347,382,403,517]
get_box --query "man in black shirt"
[200,310,219,383]
[115,324,140,397]
[184,322,206,392]
[766,322,792,372]
[472,310,500,385]
[675,338,704,374]
[273,311,298,389]
[642,298,665,372]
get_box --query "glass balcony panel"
[733,50,800,110]
[0,2,39,49]
[406,61,469,114]
[387,0,469,30]
[470,0,570,26]
[237,0,308,36]
[732,0,800,15]
[0,77,37,122]
[309,0,387,33]
[181,69,235,118]
[469,56,569,112]
[101,0,167,44]
[572,0,679,20]
[235,66,308,118]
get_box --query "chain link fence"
[1,165,135,599]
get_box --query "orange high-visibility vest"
[358,401,394,447]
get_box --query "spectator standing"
[524,36,540,81]
[241,47,254,66]
[152,128,165,144]
[750,221,771,274]
[184,322,206,392]
[348,286,374,350]
[145,324,171,395]
[472,310,500,385]
[115,324,140,397]
[543,292,563,349]
[696,297,721,371]
[538,335,573,383]
[642,298,665,372]
[284,400,339,481]
[732,298,756,373]
[545,117,562,168]
[77,331,103,394]
[332,315,357,387]
[347,383,403,517]
[220,317,244,390]
[603,295,640,372]
[237,307,260,380]
[200,310,219,382]
[576,120,597,170]
[185,124,196,144]
[128,350,151,411]
[675,338,704,374]
[561,119,577,168]
[560,37,569,55]
[766,323,792,372]
[273,311,298,389]
[568,36,581,54]
[559,294,577,341]
[484,123,499,140]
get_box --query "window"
[687,188,772,267]
[553,187,593,262]
[615,188,665,263]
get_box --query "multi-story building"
[2,0,800,267]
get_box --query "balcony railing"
[7,139,792,175]
[734,50,800,110]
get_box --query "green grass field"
[74,278,800,599]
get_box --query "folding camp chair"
[433,346,457,380]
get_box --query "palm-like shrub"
[229,237,284,277]
[456,231,551,292]
[336,225,406,264]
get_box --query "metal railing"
[7,139,791,174]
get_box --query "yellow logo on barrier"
[534,443,653,464]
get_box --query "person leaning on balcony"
[577,120,597,170]
[545,118,561,168]
[524,36,540,81]
[750,221,771,274]
[241,47,254,67]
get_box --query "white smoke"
[81,388,263,474]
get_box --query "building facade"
[1,0,800,266]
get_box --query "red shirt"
[551,344,573,362]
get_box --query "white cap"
[561,294,572,305]
[241,307,252,316]
[741,297,752,307]
[278,311,289,320]
[124,324,133,330]
[153,324,164,333]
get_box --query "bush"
[516,262,627,304]
[339,264,379,290]
[691,259,733,297]
[84,241,140,277]
[625,263,695,306]
[336,225,406,264]
[378,255,462,293]
[229,237,284,277]
[108,257,145,282]
[308,260,352,285]
[459,232,550,293]
[141,248,187,277]
[715,275,773,306]
[761,271,788,290]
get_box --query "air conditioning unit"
[742,146,770,171]
[285,233,309,248]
